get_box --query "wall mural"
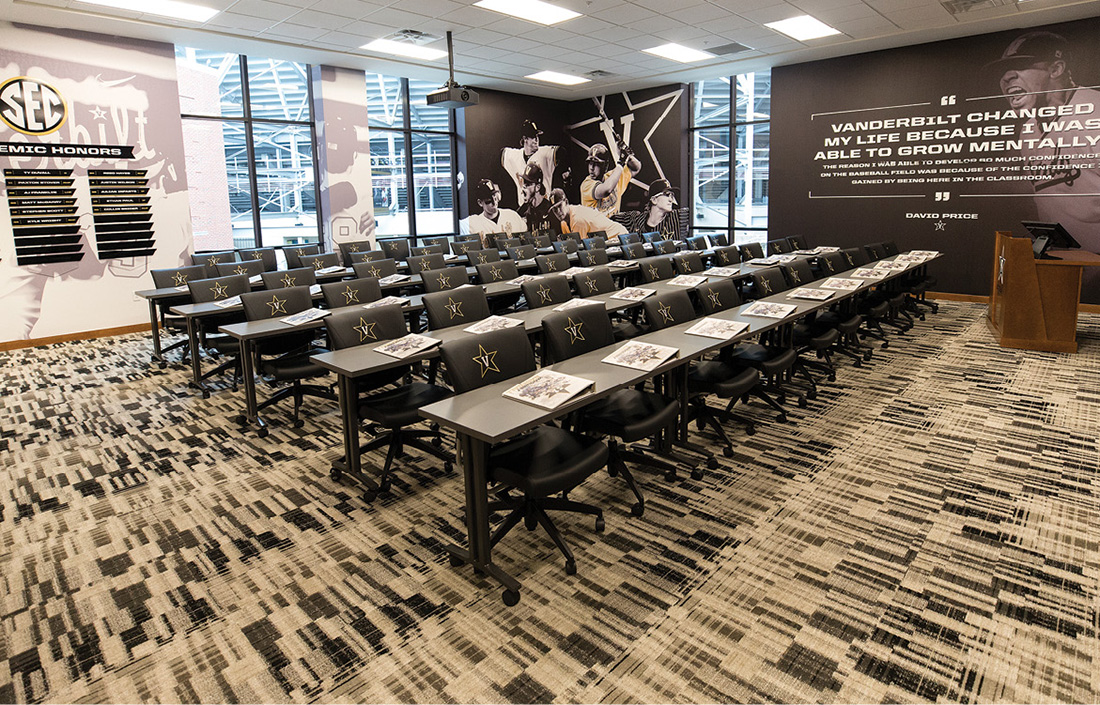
[0,23,192,342]
[770,16,1100,300]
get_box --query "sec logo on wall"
[0,77,67,136]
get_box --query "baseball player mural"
[501,119,564,208]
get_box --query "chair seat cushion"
[689,361,759,398]
[261,347,330,381]
[208,334,241,356]
[793,324,839,348]
[730,344,797,376]
[359,382,452,427]
[489,426,608,497]
[581,389,679,443]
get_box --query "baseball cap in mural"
[647,178,676,203]
[586,144,611,165]
[521,162,545,184]
[474,179,498,202]
[548,188,568,208]
[521,119,543,138]
[984,31,1069,75]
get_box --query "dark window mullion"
[727,78,735,238]
[401,78,416,242]
[306,66,324,247]
[240,56,264,249]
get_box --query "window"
[366,74,458,240]
[176,48,321,251]
[691,72,770,245]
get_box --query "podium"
[988,230,1100,353]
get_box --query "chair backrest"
[451,240,477,256]
[337,240,374,266]
[192,250,237,277]
[864,242,886,261]
[480,232,505,249]
[300,252,342,272]
[237,247,278,271]
[712,245,740,266]
[351,258,398,280]
[587,230,606,243]
[541,305,616,363]
[411,245,443,257]
[841,247,868,268]
[529,234,552,248]
[439,326,536,394]
[574,267,615,297]
[187,274,250,303]
[284,244,321,269]
[241,285,312,321]
[618,232,642,246]
[751,267,789,297]
[767,239,791,255]
[639,256,674,283]
[686,235,708,251]
[420,267,469,294]
[696,279,741,314]
[507,244,536,261]
[621,242,646,260]
[423,286,491,330]
[455,233,481,243]
[535,253,570,274]
[561,231,583,244]
[821,251,848,274]
[740,242,764,260]
[379,238,411,262]
[881,241,900,256]
[468,248,501,265]
[521,275,572,309]
[261,267,316,289]
[583,236,606,250]
[151,264,208,290]
[348,249,386,264]
[652,240,677,255]
[476,260,519,283]
[642,231,663,244]
[497,237,522,250]
[782,259,816,287]
[325,303,408,350]
[642,290,696,331]
[578,248,610,267]
[423,236,451,251]
[553,239,579,255]
[408,253,446,274]
[215,259,264,278]
[673,251,705,274]
[711,233,729,247]
[786,235,807,250]
[321,277,383,309]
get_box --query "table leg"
[329,374,378,494]
[148,300,164,366]
[236,340,266,436]
[185,317,208,397]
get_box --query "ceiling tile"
[225,0,301,21]
[675,3,738,24]
[590,3,658,24]
[883,4,952,28]
[284,9,355,30]
[837,15,901,36]
[206,12,277,31]
[300,0,384,19]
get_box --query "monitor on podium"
[1022,221,1081,259]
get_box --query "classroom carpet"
[0,301,1097,704]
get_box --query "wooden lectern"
[988,230,1100,352]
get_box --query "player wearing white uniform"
[548,188,628,240]
[501,119,558,208]
[579,143,641,218]
[464,179,527,248]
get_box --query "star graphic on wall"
[368,266,383,278]
[437,273,451,289]
[210,281,229,299]
[342,286,360,304]
[760,279,773,295]
[934,221,947,231]
[472,344,500,378]
[172,271,188,286]
[565,317,585,343]
[234,266,248,276]
[658,302,674,323]
[281,273,296,288]
[267,295,287,316]
[445,296,463,319]
[537,285,553,303]
[354,317,377,341]
[490,265,504,281]
[90,106,107,120]
[707,290,722,309]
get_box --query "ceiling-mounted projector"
[429,31,478,109]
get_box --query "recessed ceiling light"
[765,15,842,41]
[643,43,715,63]
[526,71,590,86]
[474,0,581,26]
[361,39,447,61]
[76,0,218,22]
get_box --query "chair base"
[487,490,603,575]
[343,426,454,502]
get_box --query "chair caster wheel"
[798,396,808,408]
[692,467,705,480]
[664,470,678,482]
[449,554,464,568]
[919,314,926,321]
[362,490,377,503]
[257,427,269,438]
[827,373,836,382]
[853,359,862,368]
[777,414,788,423]
[330,467,343,481]
[723,446,735,458]
[202,390,211,399]
[502,589,520,606]
[746,425,756,436]
[235,415,248,425]
[696,419,705,431]
[444,461,454,473]
[158,361,167,369]
[631,502,645,517]
[431,436,442,448]
[881,341,889,348]
[595,516,605,532]
[707,455,720,469]
[525,515,538,531]
[863,351,873,361]
[379,478,391,493]
[778,393,786,403]
[293,419,304,428]
[564,560,577,576]
[607,466,619,478]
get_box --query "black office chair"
[337,240,373,266]
[239,286,334,433]
[543,305,692,517]
[583,236,606,250]
[477,259,519,284]
[149,264,208,366]
[672,251,705,275]
[711,233,730,247]
[348,249,386,264]
[298,252,341,273]
[742,268,819,404]
[561,231,584,244]
[324,305,453,501]
[573,268,614,297]
[408,253,446,275]
[806,253,873,366]
[215,259,264,279]
[621,242,646,260]
[420,266,469,294]
[553,239,579,255]
[497,237,522,250]
[767,239,792,255]
[535,253,570,274]
[618,233,643,246]
[521,275,572,309]
[438,326,607,583]
[468,248,501,266]
[423,286,492,330]
[192,250,238,278]
[423,235,451,252]
[686,235,708,251]
[507,244,537,262]
[712,245,740,267]
[638,256,674,283]
[379,238,411,263]
[450,240,477,256]
[284,244,321,269]
[653,241,678,255]
[455,233,482,243]
[786,235,808,251]
[237,247,278,271]
[186,274,250,395]
[781,259,841,390]
[261,267,316,290]
[739,242,765,261]
[642,231,663,244]
[578,248,610,267]
[411,245,438,257]
[527,234,552,249]
[321,277,383,309]
[352,258,398,280]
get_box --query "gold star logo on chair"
[790,270,801,284]
[472,344,500,378]
[172,272,188,286]
[313,260,325,270]
[251,253,263,260]
[658,302,675,323]
[445,296,463,319]
[267,294,287,316]
[296,248,305,256]
[648,265,659,280]
[760,279,773,294]
[420,261,432,271]
[437,272,451,289]
[210,281,229,299]
[477,253,488,264]
[565,317,585,343]
[537,285,553,304]
[546,259,557,271]
[342,286,360,304]
[719,252,730,264]
[825,261,835,273]
[368,266,382,278]
[354,317,377,341]
[845,254,855,266]
[281,273,296,288]
[490,266,504,281]
[208,255,220,265]
[349,244,360,252]
[707,291,722,309]
[585,278,598,293]
[234,266,247,276]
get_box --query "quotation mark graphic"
[935,191,951,201]
[940,95,957,106]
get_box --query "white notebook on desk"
[502,369,595,409]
